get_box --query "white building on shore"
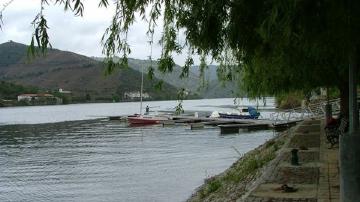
[58,88,71,94]
[17,94,53,102]
[17,94,61,104]
[124,91,150,100]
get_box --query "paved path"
[317,122,340,202]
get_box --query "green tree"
[111,94,119,102]
[0,81,38,100]
[86,93,91,101]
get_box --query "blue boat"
[218,106,260,119]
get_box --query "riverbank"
[187,128,290,201]
[188,118,337,202]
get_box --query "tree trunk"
[339,81,349,119]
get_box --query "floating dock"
[108,114,299,134]
[218,123,270,134]
[272,120,302,131]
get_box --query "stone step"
[267,162,320,184]
[280,148,320,163]
[245,183,317,202]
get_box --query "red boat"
[127,115,169,125]
[128,61,170,126]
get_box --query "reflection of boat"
[128,115,168,125]
[218,106,260,119]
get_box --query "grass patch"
[223,147,277,184]
[199,178,222,199]
[207,179,222,194]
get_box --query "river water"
[0,98,276,202]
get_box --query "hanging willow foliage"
[3,0,360,99]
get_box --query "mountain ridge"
[0,41,179,102]
[0,41,242,101]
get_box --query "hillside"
[130,60,244,98]
[94,57,242,98]
[0,41,179,101]
[190,65,244,98]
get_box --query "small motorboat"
[216,106,260,119]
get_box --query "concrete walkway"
[318,121,340,202]
[243,119,340,202]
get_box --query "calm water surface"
[0,98,276,201]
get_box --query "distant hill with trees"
[92,57,243,98]
[0,41,181,102]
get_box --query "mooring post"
[291,149,299,166]
[325,87,332,124]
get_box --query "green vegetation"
[275,87,342,109]
[189,135,286,202]
[199,178,222,198]
[0,41,27,67]
[0,81,38,100]
[221,145,277,184]
[275,92,304,110]
[86,93,92,101]
[51,91,71,104]
[327,88,341,100]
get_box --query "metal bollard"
[291,149,299,166]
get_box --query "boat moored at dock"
[215,106,261,119]
[127,115,169,125]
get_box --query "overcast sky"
[0,0,203,65]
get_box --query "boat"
[217,106,260,119]
[218,113,259,119]
[127,56,169,126]
[127,115,169,125]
